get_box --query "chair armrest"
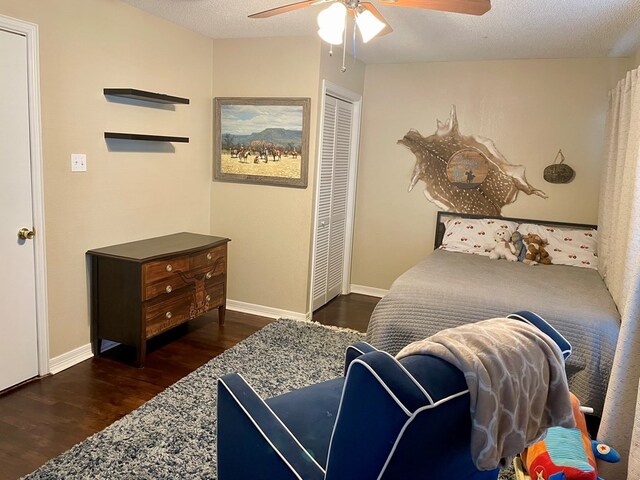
[217,373,325,480]
[508,311,572,360]
[325,351,432,480]
[344,341,379,375]
[356,351,433,410]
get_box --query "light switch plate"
[71,153,87,172]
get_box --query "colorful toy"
[523,233,552,265]
[520,393,620,480]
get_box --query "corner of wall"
[210,36,324,315]
[318,43,366,96]
[352,58,630,290]
[0,0,215,359]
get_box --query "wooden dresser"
[87,233,230,366]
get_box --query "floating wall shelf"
[104,132,190,143]
[104,88,189,146]
[103,88,190,105]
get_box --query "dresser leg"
[218,305,226,326]
[89,255,101,357]
[136,342,146,368]
[92,338,102,357]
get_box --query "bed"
[366,212,620,416]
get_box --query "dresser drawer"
[190,245,226,273]
[144,283,225,338]
[144,291,193,338]
[143,257,189,285]
[143,275,190,301]
[204,282,225,308]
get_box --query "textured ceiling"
[120,0,640,64]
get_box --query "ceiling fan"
[249,1,491,44]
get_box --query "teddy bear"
[487,230,518,261]
[523,233,552,265]
[510,231,527,262]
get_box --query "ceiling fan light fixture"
[355,9,386,43]
[318,26,344,44]
[317,2,347,45]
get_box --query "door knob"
[18,227,35,240]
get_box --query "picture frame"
[214,97,311,188]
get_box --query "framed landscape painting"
[214,97,310,188]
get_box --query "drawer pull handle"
[207,253,213,260]
[166,264,173,272]
[165,311,172,319]
[206,272,213,280]
[165,285,172,293]
[206,294,211,303]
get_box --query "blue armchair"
[217,311,571,480]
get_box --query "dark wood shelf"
[104,88,190,105]
[104,132,189,143]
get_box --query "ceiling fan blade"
[249,0,332,19]
[359,2,393,36]
[378,0,491,16]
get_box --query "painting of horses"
[214,97,310,188]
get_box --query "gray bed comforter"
[366,249,621,416]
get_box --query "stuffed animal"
[488,230,518,261]
[520,393,620,480]
[523,233,552,265]
[511,231,527,262]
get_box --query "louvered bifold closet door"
[312,95,353,310]
[326,98,352,301]
[312,95,336,310]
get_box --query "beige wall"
[211,37,321,315]
[352,58,630,290]
[318,42,366,96]
[1,0,632,357]
[211,38,365,316]
[0,0,213,358]
[635,48,640,68]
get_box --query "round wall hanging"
[446,149,489,190]
[544,149,575,184]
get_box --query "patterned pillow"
[441,217,519,256]
[517,223,598,269]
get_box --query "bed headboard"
[434,211,597,250]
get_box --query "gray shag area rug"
[23,319,515,479]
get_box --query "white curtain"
[628,379,640,478]
[597,67,640,479]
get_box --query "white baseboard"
[349,284,389,298]
[49,343,93,374]
[47,302,309,375]
[227,299,309,321]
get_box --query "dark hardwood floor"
[0,293,378,480]
[312,292,379,332]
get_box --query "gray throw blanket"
[396,318,576,470]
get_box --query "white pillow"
[517,223,598,269]
[441,217,519,256]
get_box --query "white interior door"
[312,91,357,311]
[0,27,39,391]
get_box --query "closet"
[311,85,360,311]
